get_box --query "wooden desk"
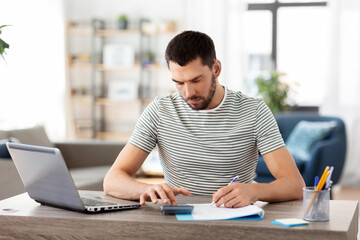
[0,192,358,240]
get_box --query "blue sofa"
[255,115,347,187]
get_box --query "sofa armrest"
[0,159,26,200]
[54,140,125,169]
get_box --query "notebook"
[6,142,141,213]
[176,203,264,221]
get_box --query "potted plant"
[255,71,292,115]
[117,14,128,29]
[0,25,10,61]
[142,50,156,67]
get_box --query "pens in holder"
[310,167,334,218]
[210,176,239,206]
[304,166,329,214]
[305,166,334,216]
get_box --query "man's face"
[169,58,219,110]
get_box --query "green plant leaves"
[0,25,10,61]
[0,39,9,60]
[255,71,290,115]
[117,15,128,21]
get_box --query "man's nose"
[184,83,195,98]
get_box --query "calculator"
[161,204,194,215]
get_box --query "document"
[176,203,264,221]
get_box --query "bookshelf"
[66,19,175,140]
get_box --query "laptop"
[6,142,141,213]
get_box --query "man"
[104,31,305,208]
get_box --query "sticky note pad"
[272,218,309,227]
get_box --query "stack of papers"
[176,203,264,221]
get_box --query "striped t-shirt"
[129,87,284,195]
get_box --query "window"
[246,0,328,106]
[243,10,272,96]
[278,7,330,105]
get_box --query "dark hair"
[165,30,216,69]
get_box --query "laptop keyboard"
[81,197,117,206]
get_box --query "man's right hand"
[139,183,191,206]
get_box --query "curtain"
[0,0,66,140]
[321,0,360,187]
[184,0,247,91]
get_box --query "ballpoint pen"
[210,175,239,206]
[314,176,319,190]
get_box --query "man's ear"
[213,59,221,77]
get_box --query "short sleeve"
[254,99,285,155]
[128,99,159,153]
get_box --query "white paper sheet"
[176,203,264,221]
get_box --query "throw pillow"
[0,137,20,159]
[286,120,337,161]
[7,125,54,147]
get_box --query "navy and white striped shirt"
[129,87,284,195]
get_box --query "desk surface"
[0,191,358,240]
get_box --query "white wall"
[0,0,66,140]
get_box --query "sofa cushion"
[0,131,8,139]
[285,121,337,161]
[7,125,54,147]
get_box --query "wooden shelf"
[95,98,153,106]
[72,95,93,103]
[74,131,94,139]
[68,27,92,36]
[143,63,168,71]
[67,24,140,37]
[69,63,140,71]
[68,52,166,72]
[96,29,140,36]
[68,26,174,38]
[69,63,167,71]
[69,62,92,70]
[95,98,141,105]
[96,98,154,106]
[96,132,131,141]
[96,64,141,71]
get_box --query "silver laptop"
[6,142,141,213]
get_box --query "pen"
[314,176,319,190]
[325,166,334,190]
[210,175,239,206]
[316,166,329,191]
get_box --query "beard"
[184,74,217,110]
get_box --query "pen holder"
[303,187,330,221]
